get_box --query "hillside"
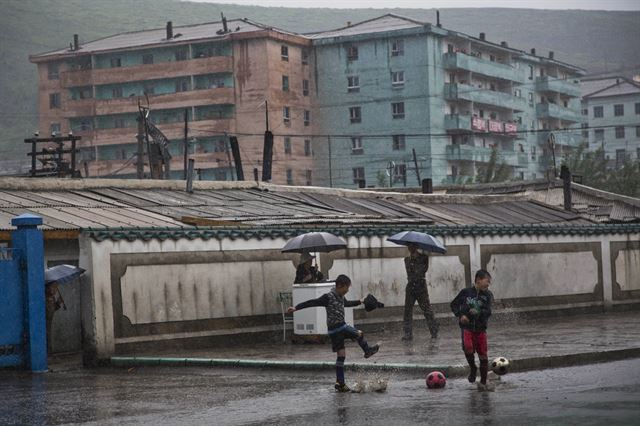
[1,0,639,161]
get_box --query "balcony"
[447,144,525,168]
[535,76,580,98]
[445,114,524,137]
[537,130,585,148]
[536,103,582,123]
[445,83,528,112]
[443,52,524,83]
[60,56,233,87]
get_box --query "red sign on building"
[488,120,503,133]
[504,123,518,134]
[472,116,487,132]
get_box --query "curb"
[110,347,640,377]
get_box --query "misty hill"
[1,0,639,161]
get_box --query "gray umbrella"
[281,232,347,253]
[387,231,447,254]
[45,264,86,286]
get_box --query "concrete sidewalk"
[111,311,640,377]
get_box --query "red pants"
[462,329,488,358]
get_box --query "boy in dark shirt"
[450,269,494,391]
[287,274,380,392]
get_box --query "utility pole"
[412,148,421,185]
[548,132,557,178]
[183,108,188,180]
[387,161,395,188]
[327,136,333,188]
[136,115,145,179]
[224,132,234,181]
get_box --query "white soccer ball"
[491,356,510,375]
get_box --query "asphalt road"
[2,358,639,425]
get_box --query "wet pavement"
[121,311,640,371]
[2,358,639,425]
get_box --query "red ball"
[426,371,446,389]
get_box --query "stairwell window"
[301,49,309,65]
[351,136,363,154]
[304,139,312,156]
[283,106,291,125]
[49,93,61,109]
[391,39,404,56]
[347,76,360,93]
[393,163,406,183]
[304,110,311,126]
[47,63,59,80]
[303,79,309,96]
[614,104,624,117]
[282,75,289,92]
[349,106,361,123]
[392,102,405,119]
[281,45,289,61]
[353,167,365,185]
[305,170,312,185]
[392,134,406,150]
[284,137,292,155]
[635,102,640,115]
[286,169,293,185]
[347,45,358,61]
[391,71,405,87]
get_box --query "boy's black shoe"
[335,382,351,393]
[468,366,477,383]
[364,344,380,359]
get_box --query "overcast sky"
[186,0,640,10]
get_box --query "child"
[287,274,380,392]
[450,269,494,391]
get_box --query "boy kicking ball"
[287,274,380,392]
[450,269,495,391]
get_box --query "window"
[302,79,309,96]
[301,49,309,65]
[303,110,310,126]
[175,80,189,92]
[282,75,289,92]
[284,137,292,154]
[349,106,361,123]
[393,163,406,183]
[142,54,154,64]
[78,118,93,131]
[581,123,589,139]
[79,147,96,161]
[636,126,640,138]
[528,65,534,80]
[207,76,225,88]
[351,136,363,154]
[347,76,360,93]
[614,104,624,117]
[593,106,603,118]
[489,54,496,62]
[615,126,625,139]
[392,102,405,119]
[114,118,125,129]
[594,129,604,141]
[391,39,404,56]
[286,169,293,185]
[110,57,121,68]
[391,71,405,87]
[305,169,312,186]
[49,93,61,109]
[531,145,536,160]
[304,139,312,156]
[143,83,155,95]
[636,103,640,115]
[281,45,289,61]
[283,106,291,124]
[50,123,61,135]
[47,63,59,80]
[78,87,92,99]
[175,49,187,61]
[353,167,365,185]
[347,45,358,61]
[514,88,521,98]
[528,93,534,107]
[616,149,626,167]
[392,134,405,150]
[581,108,588,116]
[112,87,123,98]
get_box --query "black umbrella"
[45,264,86,286]
[387,231,447,255]
[281,232,347,253]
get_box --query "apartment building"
[581,76,640,167]
[310,14,584,188]
[29,19,315,184]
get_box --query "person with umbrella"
[388,231,446,341]
[294,252,324,284]
[44,264,84,353]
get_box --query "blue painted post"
[11,213,46,372]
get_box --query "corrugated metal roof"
[581,77,640,98]
[308,14,424,39]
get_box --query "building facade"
[310,15,584,188]
[30,19,315,185]
[581,77,640,167]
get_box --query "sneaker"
[364,344,380,359]
[477,382,495,392]
[335,382,351,393]
[468,367,477,383]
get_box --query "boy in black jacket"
[287,274,380,392]
[450,269,494,391]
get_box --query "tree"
[476,146,511,183]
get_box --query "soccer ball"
[491,356,509,375]
[426,371,446,389]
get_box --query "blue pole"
[11,214,46,372]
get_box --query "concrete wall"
[78,230,640,360]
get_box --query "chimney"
[436,10,441,27]
[530,48,536,56]
[479,32,485,41]
[500,41,508,47]
[560,165,572,211]
[73,34,79,51]
[347,21,351,27]
[166,21,173,39]
[421,178,433,194]
[549,51,554,59]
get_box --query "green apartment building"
[310,15,585,188]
